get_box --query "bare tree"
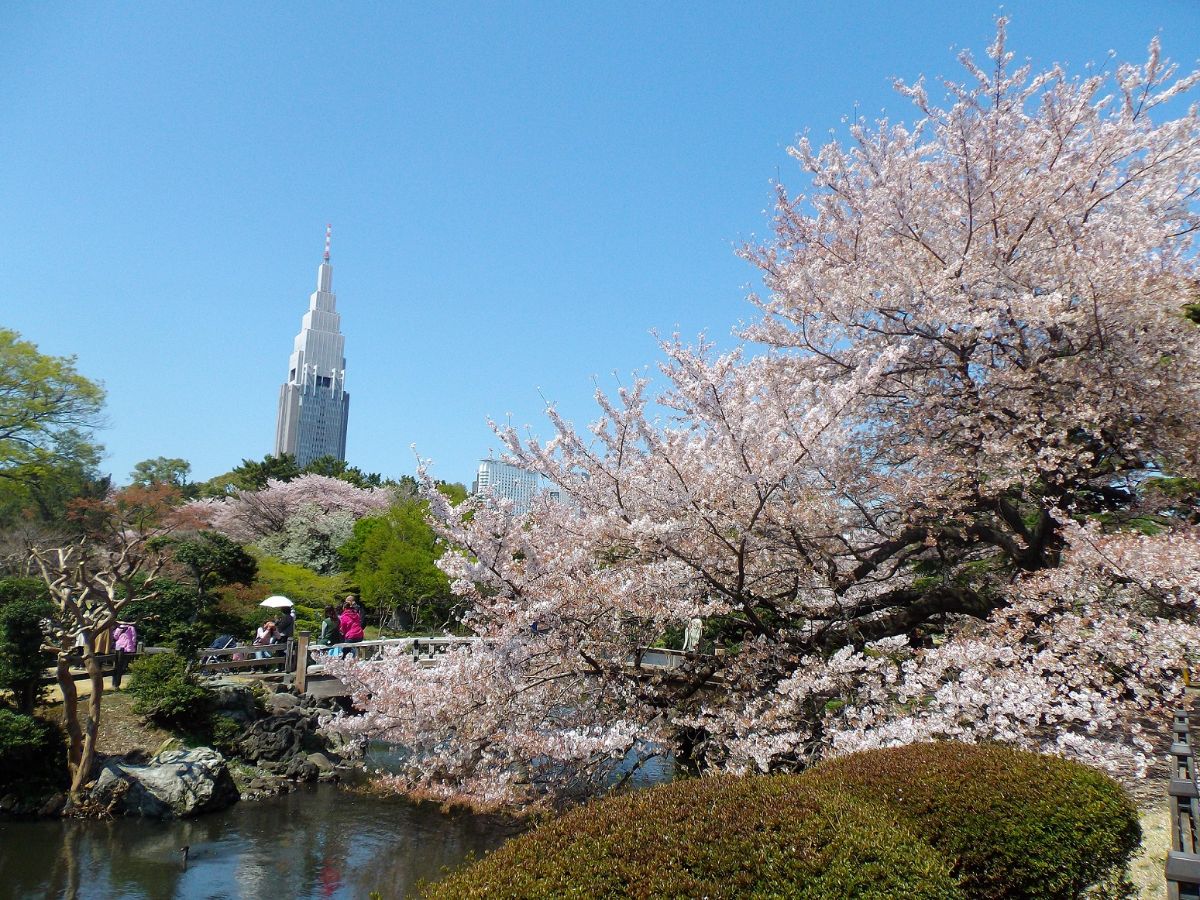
[27,485,181,799]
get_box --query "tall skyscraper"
[274,225,350,467]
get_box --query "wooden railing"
[1167,706,1200,899]
[39,644,166,684]
[194,642,294,676]
[295,634,478,691]
[190,634,717,692]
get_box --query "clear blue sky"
[4,2,1198,487]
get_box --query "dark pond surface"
[0,784,522,899]
[0,741,673,899]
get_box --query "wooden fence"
[1167,706,1200,899]
[188,633,719,694]
[39,644,168,685]
[191,634,480,686]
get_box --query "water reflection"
[1,746,674,899]
[0,786,521,899]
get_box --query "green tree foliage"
[198,454,406,498]
[172,532,257,598]
[197,454,301,498]
[0,327,105,485]
[342,499,455,632]
[0,454,111,527]
[0,577,49,607]
[302,454,386,488]
[435,481,468,505]
[0,578,53,714]
[130,456,196,498]
[121,579,202,646]
[0,328,107,526]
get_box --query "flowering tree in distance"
[331,24,1200,808]
[189,474,392,546]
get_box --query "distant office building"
[274,225,350,467]
[473,458,541,514]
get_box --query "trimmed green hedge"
[424,773,962,899]
[804,742,1141,900]
[424,742,1140,900]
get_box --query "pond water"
[0,746,674,899]
[0,785,522,899]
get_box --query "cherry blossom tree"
[330,24,1200,808]
[189,474,393,546]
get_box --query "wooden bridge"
[193,633,705,698]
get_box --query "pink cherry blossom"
[329,24,1200,809]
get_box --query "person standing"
[346,594,367,629]
[111,620,137,690]
[338,599,363,657]
[319,606,342,646]
[274,605,295,643]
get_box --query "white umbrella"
[259,595,294,608]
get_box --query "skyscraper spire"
[275,226,350,466]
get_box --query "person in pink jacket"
[339,599,364,646]
[111,621,137,690]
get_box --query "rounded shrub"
[127,652,213,732]
[423,773,964,899]
[0,709,67,800]
[801,742,1141,900]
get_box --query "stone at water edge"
[88,747,240,818]
[307,751,337,771]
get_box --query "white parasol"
[259,595,294,608]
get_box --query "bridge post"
[294,632,311,693]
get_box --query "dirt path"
[41,673,125,703]
[1132,802,1169,899]
[36,688,175,756]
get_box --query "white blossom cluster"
[327,25,1200,808]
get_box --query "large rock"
[265,692,300,714]
[89,748,239,818]
[211,683,262,723]
[236,709,320,765]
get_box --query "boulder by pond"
[86,747,239,819]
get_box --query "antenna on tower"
[323,223,332,261]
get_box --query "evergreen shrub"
[127,652,213,732]
[0,596,54,714]
[423,773,963,899]
[802,742,1140,900]
[0,709,67,799]
[426,742,1140,900]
